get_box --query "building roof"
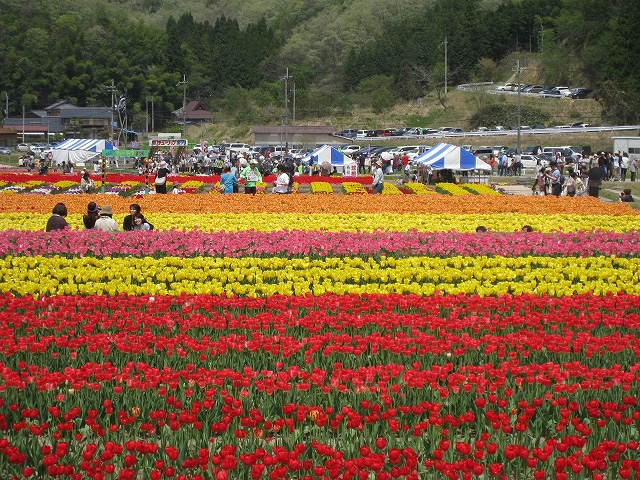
[4,125,49,133]
[252,125,334,134]
[60,108,111,119]
[45,100,78,110]
[174,100,212,121]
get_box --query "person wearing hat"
[371,160,384,194]
[80,170,94,193]
[83,201,101,230]
[94,205,119,232]
[154,160,170,194]
[240,159,262,195]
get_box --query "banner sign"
[102,149,149,157]
[150,140,188,147]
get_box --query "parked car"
[380,128,398,137]
[492,146,509,156]
[496,83,516,91]
[335,129,358,138]
[519,154,547,171]
[569,88,592,99]
[523,146,542,155]
[380,146,420,161]
[356,130,370,138]
[472,147,494,157]
[0,147,11,155]
[540,86,570,98]
[17,143,30,152]
[341,145,362,155]
[522,85,544,93]
[226,143,252,155]
[542,146,581,161]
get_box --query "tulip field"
[1,172,640,480]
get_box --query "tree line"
[0,0,638,131]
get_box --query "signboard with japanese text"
[343,161,359,177]
[102,149,149,157]
[150,140,188,147]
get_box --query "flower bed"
[1,194,640,479]
[310,182,334,194]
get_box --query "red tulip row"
[1,292,640,479]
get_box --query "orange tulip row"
[1,193,637,216]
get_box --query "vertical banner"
[144,157,149,193]
[101,156,106,193]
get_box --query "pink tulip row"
[4,229,640,258]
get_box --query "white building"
[612,136,640,162]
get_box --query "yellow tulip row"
[6,212,640,233]
[0,255,637,297]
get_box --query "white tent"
[415,143,492,171]
[302,144,356,175]
[52,139,114,167]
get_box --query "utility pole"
[4,94,7,122]
[177,75,188,140]
[107,80,116,145]
[280,68,293,151]
[538,26,544,55]
[444,36,448,94]
[513,60,526,154]
[145,96,149,140]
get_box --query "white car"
[342,145,361,155]
[518,154,548,171]
[17,143,30,152]
[380,146,420,162]
[226,143,252,155]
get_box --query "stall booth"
[414,143,492,184]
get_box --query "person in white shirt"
[273,164,290,194]
[372,160,384,194]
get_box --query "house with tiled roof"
[173,100,212,124]
[3,100,111,141]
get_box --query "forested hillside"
[0,0,638,133]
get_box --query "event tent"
[414,143,492,171]
[303,144,356,174]
[51,139,114,166]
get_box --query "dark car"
[366,129,384,137]
[335,129,358,138]
[570,88,592,99]
[523,145,542,155]
[522,84,544,93]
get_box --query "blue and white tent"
[52,138,114,166]
[414,143,491,171]
[302,144,356,174]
